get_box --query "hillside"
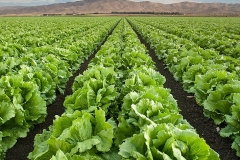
[0,0,240,15]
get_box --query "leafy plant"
[28,109,114,160]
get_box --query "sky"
[0,0,239,7]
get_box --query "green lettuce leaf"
[50,149,68,160]
[119,124,219,160]
[28,109,114,159]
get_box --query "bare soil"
[5,53,94,160]
[132,25,239,160]
[5,20,239,160]
[148,45,238,160]
[4,23,118,160]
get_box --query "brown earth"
[4,19,239,160]
[5,48,95,160]
[0,0,240,16]
[148,45,239,160]
[130,20,239,160]
[4,21,118,160]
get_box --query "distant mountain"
[0,0,239,15]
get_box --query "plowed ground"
[5,22,239,160]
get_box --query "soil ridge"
[5,20,119,160]
[126,18,239,160]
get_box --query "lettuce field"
[1,16,240,160]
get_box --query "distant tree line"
[111,11,180,15]
[43,14,62,16]
[42,12,181,16]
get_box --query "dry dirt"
[134,27,239,160]
[5,20,239,160]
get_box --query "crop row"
[0,17,118,77]
[28,18,219,159]
[131,17,240,59]
[0,17,115,49]
[128,17,240,157]
[0,17,120,159]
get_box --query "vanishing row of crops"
[131,17,240,58]
[26,18,220,159]
[128,17,240,157]
[0,17,120,159]
[1,16,239,159]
